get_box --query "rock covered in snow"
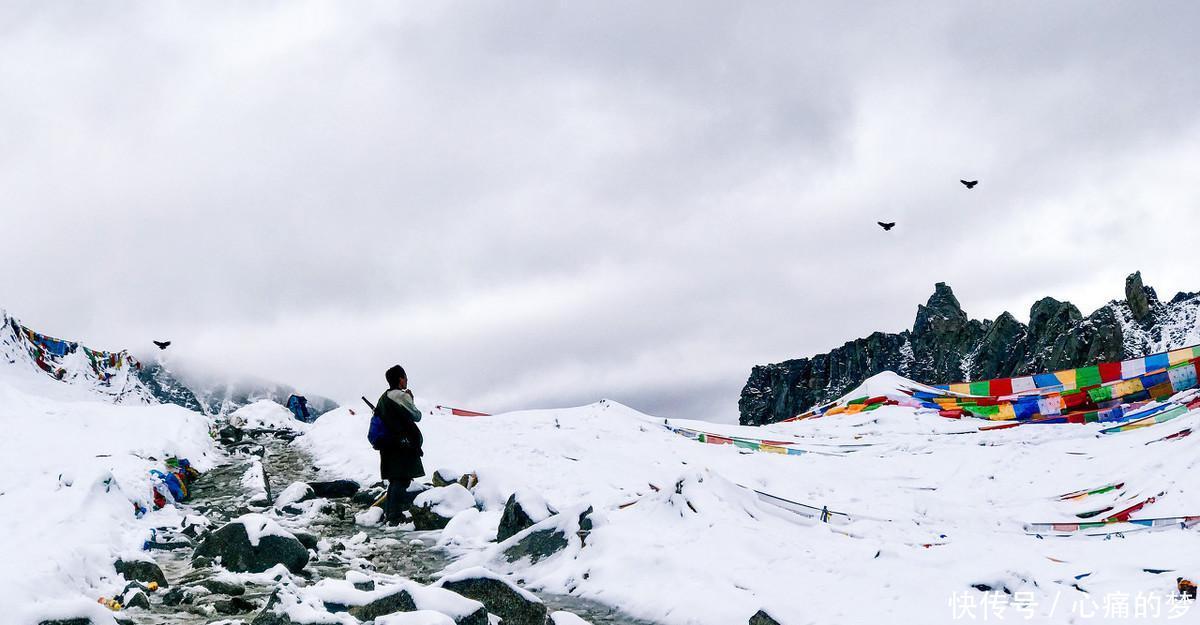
[347,588,417,620]
[193,514,309,574]
[496,491,556,542]
[114,558,168,587]
[438,568,545,625]
[502,506,593,564]
[410,484,476,531]
[275,482,316,508]
[550,612,593,625]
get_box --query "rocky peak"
[913,282,967,336]
[1125,271,1157,322]
[1028,297,1082,340]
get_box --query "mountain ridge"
[738,272,1200,425]
[1,308,337,417]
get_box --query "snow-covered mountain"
[1,308,337,417]
[137,360,339,418]
[1,309,154,404]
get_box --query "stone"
[37,620,93,625]
[114,558,168,587]
[292,530,320,550]
[192,517,309,574]
[122,590,151,610]
[497,492,556,542]
[218,425,244,444]
[748,609,782,625]
[347,588,417,620]
[431,469,461,487]
[440,572,546,625]
[213,596,259,615]
[410,484,476,531]
[307,479,360,498]
[198,578,246,596]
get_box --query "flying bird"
[960,179,978,189]
[877,221,895,231]
[153,340,171,350]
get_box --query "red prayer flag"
[1098,361,1122,383]
[989,378,1014,396]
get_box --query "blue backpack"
[365,395,392,449]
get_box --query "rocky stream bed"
[42,425,660,625]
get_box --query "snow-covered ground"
[0,365,218,625]
[302,389,1200,624]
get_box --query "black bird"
[153,340,171,350]
[960,179,978,189]
[878,221,895,231]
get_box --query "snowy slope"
[1,309,154,405]
[0,325,218,625]
[302,389,1200,624]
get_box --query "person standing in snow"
[376,364,425,525]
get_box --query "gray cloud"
[4,2,1200,421]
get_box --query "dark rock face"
[38,620,93,625]
[740,272,1195,425]
[748,609,783,625]
[114,558,168,587]
[1126,271,1155,321]
[441,575,547,625]
[307,480,359,498]
[193,520,309,574]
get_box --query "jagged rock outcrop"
[740,272,1200,425]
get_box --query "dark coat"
[376,390,425,480]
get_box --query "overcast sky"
[4,2,1200,422]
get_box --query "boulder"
[198,578,246,596]
[114,558,168,587]
[218,425,244,444]
[292,530,320,550]
[163,586,207,606]
[347,588,417,620]
[193,515,309,574]
[410,484,476,531]
[504,507,592,564]
[212,596,259,615]
[497,491,556,542]
[749,610,783,625]
[431,469,461,487]
[307,479,360,498]
[439,569,546,625]
[37,620,92,625]
[122,589,151,610]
